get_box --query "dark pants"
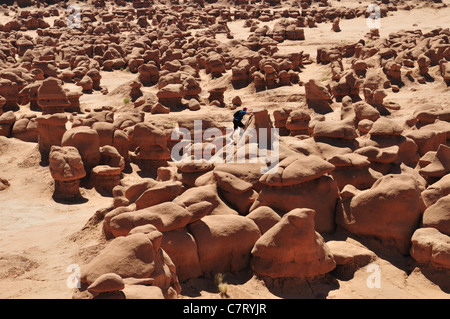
[233,119,244,130]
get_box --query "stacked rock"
[49,146,86,202]
[37,77,71,115]
[130,122,172,176]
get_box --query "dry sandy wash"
[0,0,449,300]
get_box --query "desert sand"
[0,0,449,300]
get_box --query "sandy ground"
[0,1,449,299]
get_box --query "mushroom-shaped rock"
[130,122,171,175]
[251,208,336,279]
[36,113,68,162]
[285,109,310,136]
[251,175,339,233]
[79,232,181,298]
[327,153,379,190]
[37,77,71,115]
[0,111,16,137]
[156,84,185,109]
[305,79,333,114]
[336,174,426,255]
[208,86,227,107]
[49,145,86,202]
[61,126,101,172]
[0,79,19,112]
[188,215,261,277]
[90,146,125,196]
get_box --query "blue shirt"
[234,110,246,121]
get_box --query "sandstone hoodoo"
[0,0,449,301]
[48,145,86,202]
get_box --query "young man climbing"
[231,107,252,142]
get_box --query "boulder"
[251,208,336,279]
[0,111,16,137]
[112,178,182,210]
[79,232,181,298]
[160,229,203,282]
[246,206,281,235]
[36,113,68,162]
[174,183,238,216]
[251,175,339,233]
[108,201,211,237]
[336,174,426,254]
[327,240,376,280]
[421,174,450,208]
[49,145,86,202]
[410,227,450,270]
[422,194,450,237]
[258,155,335,187]
[188,215,261,277]
[37,77,71,115]
[61,126,101,172]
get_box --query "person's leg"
[235,121,245,141]
[231,120,239,140]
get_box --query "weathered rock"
[108,201,211,237]
[259,154,335,187]
[112,178,182,210]
[61,126,101,172]
[49,145,86,202]
[251,208,336,279]
[37,77,71,115]
[419,144,450,182]
[251,174,339,233]
[305,79,333,114]
[421,174,450,208]
[336,174,426,254]
[87,273,125,293]
[188,214,261,277]
[327,240,376,280]
[79,232,181,297]
[130,122,171,176]
[410,227,450,270]
[422,194,450,237]
[160,229,203,282]
[246,206,281,235]
[328,152,379,190]
[36,113,68,162]
[0,111,16,137]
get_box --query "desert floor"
[0,0,449,299]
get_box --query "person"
[231,107,252,141]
